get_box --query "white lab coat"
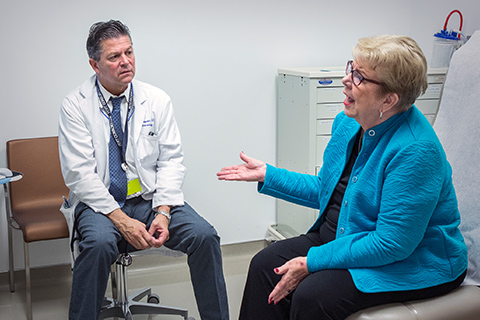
[58,75,186,259]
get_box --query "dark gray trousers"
[69,197,229,320]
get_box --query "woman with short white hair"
[218,35,468,320]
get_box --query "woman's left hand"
[268,256,310,305]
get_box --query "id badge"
[127,178,142,196]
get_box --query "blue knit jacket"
[259,106,467,292]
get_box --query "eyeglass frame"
[346,60,385,87]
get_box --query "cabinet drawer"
[314,77,344,86]
[316,86,345,103]
[415,99,439,114]
[316,119,334,135]
[427,73,447,84]
[316,135,331,163]
[419,83,443,99]
[316,103,344,118]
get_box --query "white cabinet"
[272,66,448,239]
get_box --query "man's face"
[89,35,136,95]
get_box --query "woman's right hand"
[217,152,267,182]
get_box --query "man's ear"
[383,92,400,112]
[89,58,100,74]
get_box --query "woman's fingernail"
[274,268,279,273]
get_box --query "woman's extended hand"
[268,257,310,305]
[217,152,267,182]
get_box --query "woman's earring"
[379,111,383,119]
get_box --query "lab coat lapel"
[80,75,110,180]
[132,80,147,145]
[80,76,111,148]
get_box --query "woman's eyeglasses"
[346,60,384,87]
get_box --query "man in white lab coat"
[58,19,229,320]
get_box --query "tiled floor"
[0,240,266,320]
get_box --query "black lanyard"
[95,78,135,161]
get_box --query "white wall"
[1,0,479,272]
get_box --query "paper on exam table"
[434,30,480,286]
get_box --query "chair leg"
[24,242,32,320]
[4,183,15,293]
[8,224,15,292]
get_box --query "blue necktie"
[109,96,128,207]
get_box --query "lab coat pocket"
[59,203,74,237]
[59,202,77,265]
[137,134,160,166]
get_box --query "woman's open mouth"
[344,92,355,106]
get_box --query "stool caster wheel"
[147,293,160,304]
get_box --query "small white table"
[1,169,23,292]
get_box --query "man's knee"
[79,230,118,262]
[190,222,221,251]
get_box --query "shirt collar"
[97,81,132,110]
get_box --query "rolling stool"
[99,253,195,320]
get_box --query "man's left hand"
[148,206,170,247]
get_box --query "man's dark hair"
[86,20,132,61]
